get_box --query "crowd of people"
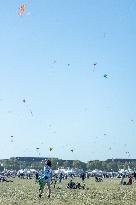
[1,160,136,199]
[34,161,136,198]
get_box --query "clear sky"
[0,0,136,162]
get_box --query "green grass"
[0,177,136,205]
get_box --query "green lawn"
[0,177,136,205]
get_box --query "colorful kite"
[19,0,30,16]
[19,4,26,16]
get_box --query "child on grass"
[39,159,52,198]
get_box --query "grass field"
[0,177,136,205]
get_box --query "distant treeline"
[0,157,136,171]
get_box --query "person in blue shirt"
[39,159,52,198]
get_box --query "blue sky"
[0,0,136,162]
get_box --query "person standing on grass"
[39,159,52,198]
[58,172,63,183]
[120,174,125,185]
[81,172,85,182]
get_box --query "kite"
[49,147,53,151]
[104,74,108,78]
[19,4,26,16]
[70,149,74,152]
[36,147,40,150]
[19,0,30,16]
[10,136,14,143]
[36,147,40,156]
[22,99,26,103]
[93,63,97,72]
[125,151,131,158]
[67,64,70,67]
[30,110,33,116]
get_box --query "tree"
[72,160,86,170]
[63,160,72,168]
[50,158,59,170]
